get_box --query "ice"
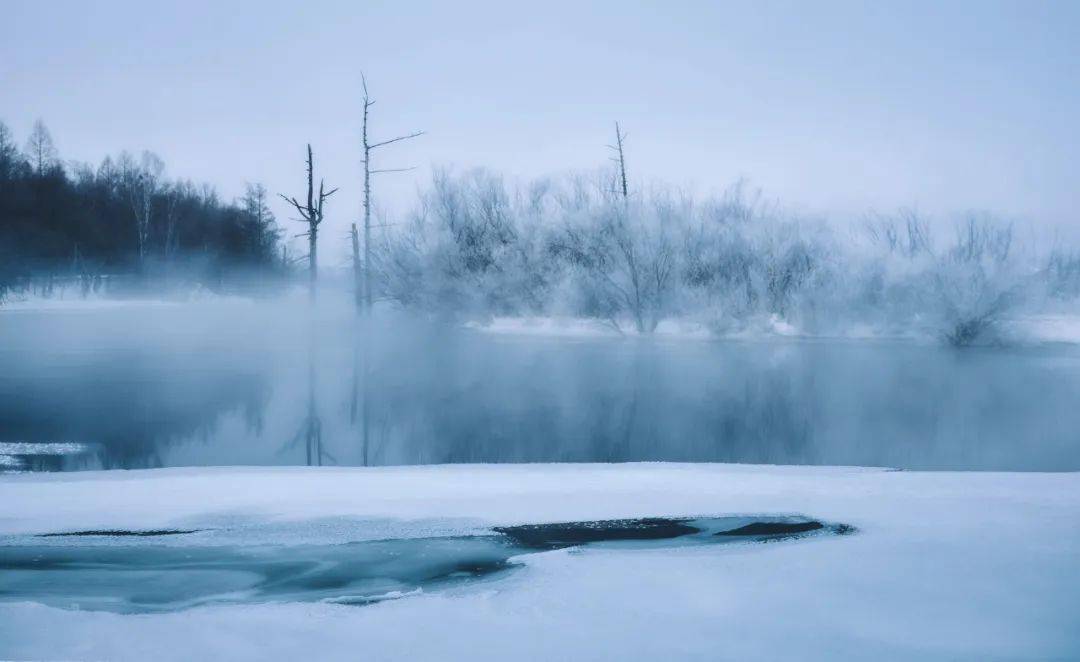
[1,516,841,613]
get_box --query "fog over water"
[1,292,1076,472]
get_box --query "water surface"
[0,516,848,612]
[1,300,1077,471]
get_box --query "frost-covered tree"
[858,210,1027,345]
[370,165,1056,346]
[123,151,164,268]
[553,195,677,333]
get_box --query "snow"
[466,313,1080,346]
[465,316,714,340]
[466,315,806,341]
[0,287,263,313]
[0,442,92,455]
[0,295,181,312]
[12,291,1080,347]
[1007,314,1080,344]
[466,316,620,338]
[1,463,1078,660]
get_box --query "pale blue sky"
[3,1,1078,257]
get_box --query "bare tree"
[25,119,58,174]
[350,223,362,309]
[608,122,629,201]
[125,151,164,269]
[279,150,334,466]
[0,121,20,180]
[242,182,278,260]
[161,181,189,262]
[360,74,424,312]
[280,145,337,296]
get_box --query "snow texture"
[1,463,1078,660]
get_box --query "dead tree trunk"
[280,145,337,299]
[129,176,153,272]
[350,223,362,310]
[610,122,629,201]
[360,75,424,313]
[279,145,335,467]
[163,188,179,262]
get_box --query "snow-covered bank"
[0,289,263,313]
[9,292,1080,346]
[1,463,1078,660]
[0,294,181,312]
[464,316,715,340]
[467,313,1080,345]
[1006,314,1080,344]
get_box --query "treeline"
[371,168,1080,345]
[0,119,283,295]
[6,112,1080,346]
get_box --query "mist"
[3,3,1080,659]
[2,291,1077,473]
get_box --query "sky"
[3,0,1079,260]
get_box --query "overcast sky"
[3,1,1078,260]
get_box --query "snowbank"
[467,313,1080,346]
[0,295,181,312]
[0,285,268,313]
[1,463,1078,660]
[464,315,803,341]
[465,316,714,340]
[1006,314,1080,344]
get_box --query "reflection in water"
[1,299,1078,471]
[350,316,373,467]
[288,317,327,467]
[0,306,270,470]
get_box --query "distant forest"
[0,119,283,293]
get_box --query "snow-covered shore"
[1,463,1077,660]
[8,289,1080,346]
[466,313,1080,345]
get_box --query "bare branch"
[282,144,334,294]
[369,131,425,150]
[278,193,311,220]
[612,121,629,200]
[359,74,424,313]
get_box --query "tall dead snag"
[602,122,671,334]
[609,122,629,201]
[280,144,337,297]
[350,223,363,310]
[360,74,424,312]
[279,146,335,466]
